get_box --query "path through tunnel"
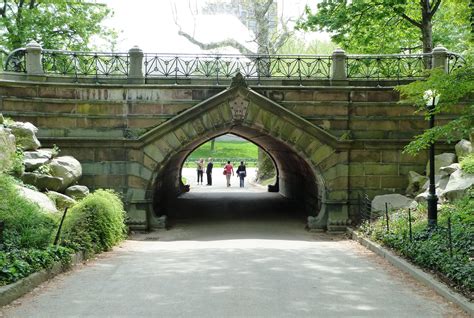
[152,127,324,224]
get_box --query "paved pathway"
[1,218,466,318]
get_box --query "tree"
[174,0,293,55]
[297,0,470,55]
[0,0,116,59]
[396,57,474,155]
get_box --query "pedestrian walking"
[196,158,204,185]
[236,161,247,188]
[223,161,234,187]
[206,157,213,185]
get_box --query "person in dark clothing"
[206,157,213,185]
[196,158,204,185]
[236,161,247,188]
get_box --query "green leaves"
[0,0,116,59]
[396,60,474,154]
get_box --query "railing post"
[25,41,44,77]
[431,45,448,72]
[331,48,347,82]
[128,46,145,84]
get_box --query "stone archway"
[136,74,351,231]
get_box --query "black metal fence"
[4,48,466,83]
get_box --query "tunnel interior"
[152,126,324,220]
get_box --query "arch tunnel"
[152,127,324,221]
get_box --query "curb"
[348,228,473,317]
[0,251,84,307]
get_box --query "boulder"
[439,163,460,176]
[0,126,16,172]
[416,175,450,202]
[48,156,82,190]
[371,194,418,212]
[440,169,474,201]
[16,186,58,213]
[405,171,428,196]
[455,139,472,159]
[47,191,76,211]
[23,149,53,172]
[0,113,4,125]
[65,185,89,200]
[21,172,64,192]
[426,153,456,176]
[9,122,41,150]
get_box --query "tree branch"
[430,0,442,17]
[399,12,422,28]
[178,30,254,55]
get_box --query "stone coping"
[348,228,474,316]
[0,251,84,307]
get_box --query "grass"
[187,140,258,162]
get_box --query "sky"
[99,0,329,54]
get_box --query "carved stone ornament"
[229,94,249,121]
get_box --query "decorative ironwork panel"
[42,50,129,77]
[4,48,26,72]
[144,53,331,80]
[347,54,428,80]
[447,53,466,74]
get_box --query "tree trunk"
[420,0,433,68]
[210,139,215,151]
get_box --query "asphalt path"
[1,218,466,318]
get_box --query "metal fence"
[4,48,466,84]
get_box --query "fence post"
[25,41,44,77]
[447,216,453,257]
[54,208,69,245]
[431,45,448,73]
[385,202,390,233]
[331,48,347,81]
[0,220,4,249]
[128,46,145,84]
[408,208,413,242]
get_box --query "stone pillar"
[331,48,347,81]
[431,45,448,72]
[25,41,44,76]
[128,46,145,84]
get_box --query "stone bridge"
[0,44,462,231]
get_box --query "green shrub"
[359,190,474,295]
[0,174,58,249]
[460,153,474,174]
[0,246,72,286]
[61,189,127,254]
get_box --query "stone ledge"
[0,252,84,307]
[348,228,473,316]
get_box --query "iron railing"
[346,54,428,80]
[4,48,26,73]
[41,49,129,77]
[144,53,332,83]
[447,52,466,74]
[3,48,465,83]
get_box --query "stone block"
[313,91,348,101]
[381,150,399,163]
[366,90,399,102]
[129,103,162,115]
[128,162,152,180]
[351,150,380,163]
[365,176,381,188]
[95,148,127,161]
[364,164,398,176]
[143,154,159,171]
[284,90,314,101]
[162,103,192,114]
[380,176,407,189]
[326,176,348,189]
[311,145,334,164]
[128,175,149,189]
[38,86,76,99]
[144,144,165,162]
[348,163,365,177]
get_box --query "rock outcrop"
[16,186,58,213]
[47,156,82,190]
[65,185,90,200]
[426,153,456,176]
[406,171,428,196]
[372,194,418,212]
[0,126,16,172]
[440,169,474,201]
[455,139,472,159]
[9,122,41,150]
[47,191,76,211]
